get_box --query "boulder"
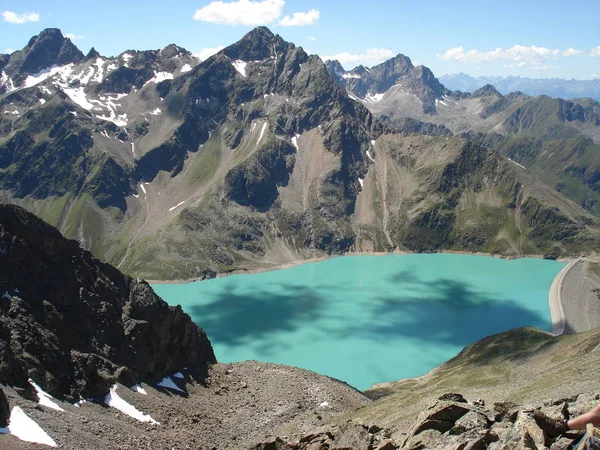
[408,400,471,437]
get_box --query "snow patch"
[62,86,94,110]
[258,122,268,144]
[3,110,19,115]
[93,58,105,83]
[139,184,147,195]
[104,385,158,424]
[342,73,361,79]
[149,108,162,115]
[180,63,192,73]
[507,157,527,170]
[0,406,57,447]
[95,111,128,126]
[1,71,16,92]
[29,379,64,411]
[131,142,135,158]
[92,93,129,126]
[69,111,77,117]
[168,201,185,212]
[232,60,248,76]
[73,398,87,407]
[38,85,52,95]
[145,71,174,85]
[291,133,300,150]
[131,384,147,395]
[121,53,133,65]
[371,140,376,146]
[366,150,375,162]
[24,64,73,88]
[39,98,46,105]
[319,401,329,408]
[157,376,185,393]
[358,178,364,188]
[172,372,184,379]
[364,92,385,103]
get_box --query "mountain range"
[440,73,600,102]
[2,28,600,281]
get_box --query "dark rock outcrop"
[0,388,9,427]
[0,204,216,400]
[3,28,85,85]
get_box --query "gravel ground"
[0,361,370,449]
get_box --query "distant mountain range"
[439,73,600,101]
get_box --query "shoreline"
[147,250,567,285]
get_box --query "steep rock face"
[2,29,84,87]
[0,204,215,400]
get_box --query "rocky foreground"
[2,204,600,449]
[255,392,600,450]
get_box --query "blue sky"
[1,0,598,79]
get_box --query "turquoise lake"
[153,254,565,390]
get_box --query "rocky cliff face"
[0,204,215,401]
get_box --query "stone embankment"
[549,258,600,335]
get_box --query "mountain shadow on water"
[343,268,549,349]
[186,265,548,362]
[187,283,326,353]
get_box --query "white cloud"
[193,0,320,27]
[193,46,225,61]
[308,36,316,42]
[591,47,600,57]
[437,45,584,65]
[193,0,284,26]
[65,33,84,41]
[563,48,582,57]
[321,48,395,67]
[503,61,527,68]
[279,9,319,26]
[2,10,39,24]
[5,48,14,54]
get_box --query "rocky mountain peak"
[17,28,84,75]
[160,43,188,59]
[85,46,101,60]
[325,59,346,78]
[223,26,287,61]
[471,83,503,98]
[386,53,414,71]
